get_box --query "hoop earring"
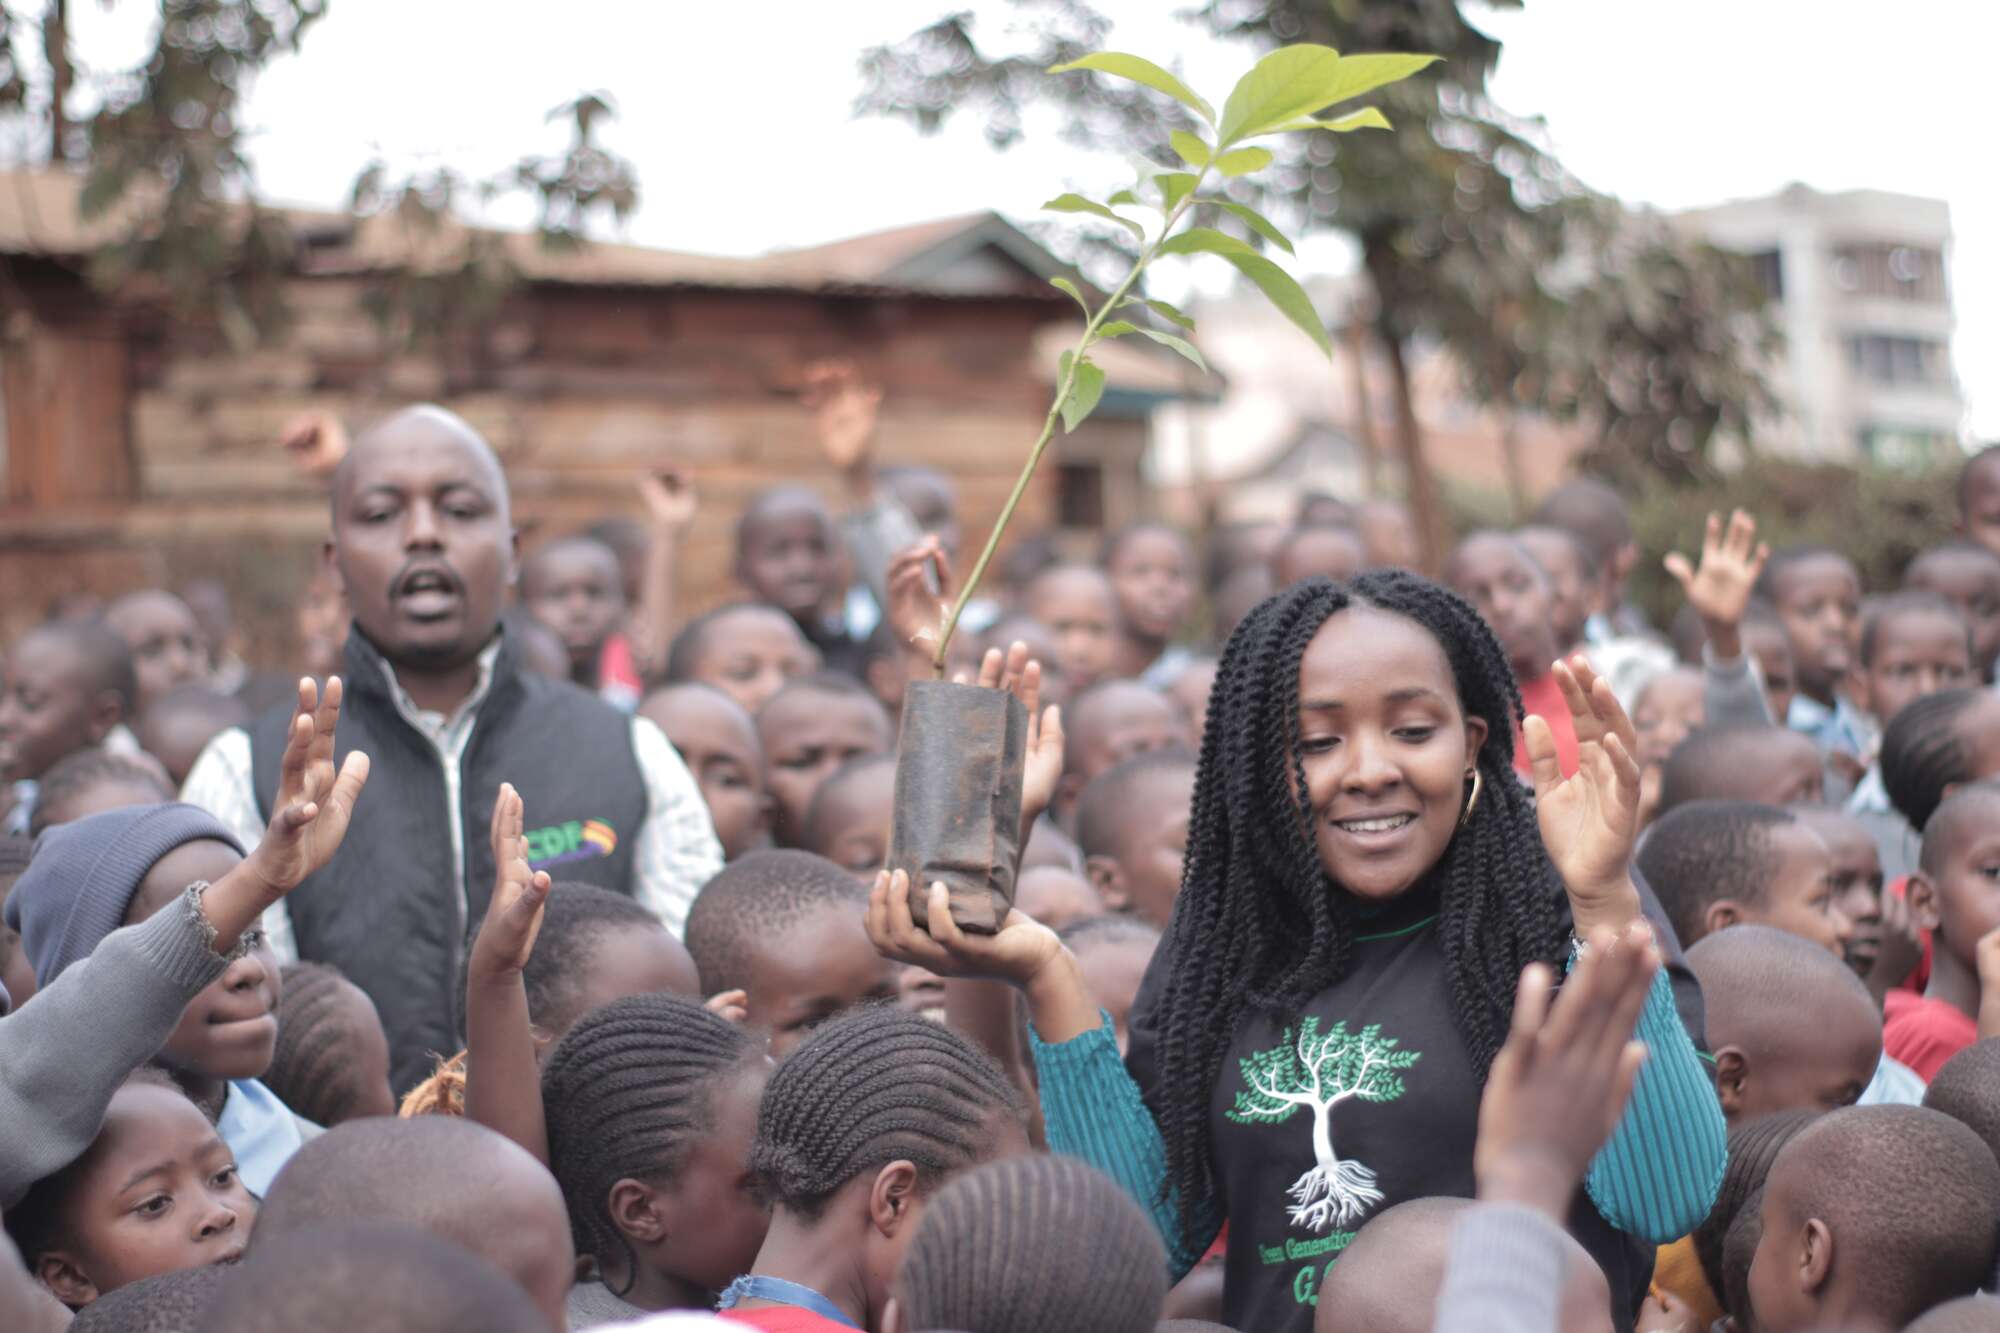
[1457,768,1483,830]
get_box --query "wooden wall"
[1,274,1069,671]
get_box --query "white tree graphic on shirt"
[1226,1018,1420,1233]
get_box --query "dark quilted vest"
[251,626,645,1093]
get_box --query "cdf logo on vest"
[526,819,619,870]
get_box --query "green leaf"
[1049,276,1090,315]
[1214,146,1274,177]
[1127,296,1196,331]
[1097,320,1139,338]
[1280,107,1393,134]
[1170,130,1212,169]
[1222,250,1330,358]
[1135,327,1208,373]
[1042,193,1147,242]
[1211,200,1294,255]
[1156,172,1199,212]
[1059,357,1107,432]
[1047,52,1215,125]
[1107,188,1140,207]
[1158,226,1258,259]
[1217,46,1437,145]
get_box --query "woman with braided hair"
[869,570,1725,1332]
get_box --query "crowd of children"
[5,387,2000,1333]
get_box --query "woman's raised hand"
[865,869,1063,989]
[1526,655,1643,934]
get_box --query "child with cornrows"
[870,569,1726,1330]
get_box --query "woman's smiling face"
[1296,606,1488,902]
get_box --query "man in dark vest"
[183,406,723,1091]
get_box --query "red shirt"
[1513,671,1580,781]
[721,1309,857,1332]
[1883,990,1978,1081]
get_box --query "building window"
[1846,333,1950,387]
[1748,250,1784,300]
[1830,244,1946,302]
[1056,461,1104,530]
[1858,426,1955,469]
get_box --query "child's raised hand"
[470,783,552,983]
[1866,889,1924,1002]
[1663,510,1769,657]
[1527,656,1642,935]
[637,468,698,534]
[887,537,954,655]
[248,677,371,900]
[1473,921,1659,1220]
[866,868,1064,989]
[1636,1287,1698,1333]
[704,989,749,1024]
[965,641,1065,826]
[800,359,883,473]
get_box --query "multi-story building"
[1679,184,1964,465]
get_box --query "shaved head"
[334,405,508,523]
[255,1117,571,1329]
[1316,1197,1611,1333]
[1687,925,1882,1119]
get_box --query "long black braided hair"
[1150,570,1570,1251]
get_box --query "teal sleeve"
[1581,963,1729,1242]
[1028,1014,1219,1279]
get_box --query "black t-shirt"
[1126,882,1687,1333]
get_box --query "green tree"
[858,0,1777,553]
[1227,1017,1419,1232]
[0,0,637,346]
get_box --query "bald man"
[181,406,723,1091]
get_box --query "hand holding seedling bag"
[889,40,1434,930]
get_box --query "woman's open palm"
[865,869,1063,988]
[1527,656,1642,922]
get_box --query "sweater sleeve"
[1029,1013,1219,1279]
[1701,647,1774,729]
[1581,963,1728,1243]
[0,902,229,1207]
[1431,1203,1568,1333]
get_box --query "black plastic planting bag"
[888,680,1028,934]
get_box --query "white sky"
[51,0,1999,435]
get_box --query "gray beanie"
[3,802,245,986]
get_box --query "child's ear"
[1798,1217,1833,1295]
[1907,874,1942,933]
[1086,854,1128,912]
[1614,541,1639,587]
[607,1177,669,1246]
[1053,774,1084,831]
[1703,901,1745,938]
[868,1160,920,1239]
[35,1251,97,1307]
[1713,1047,1749,1119]
[84,687,125,743]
